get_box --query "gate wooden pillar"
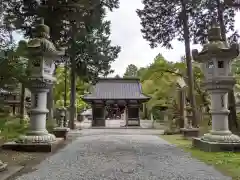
[92,103,105,127]
[125,105,129,126]
[127,102,140,126]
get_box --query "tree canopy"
[123,54,205,121]
[54,66,88,110]
[1,0,121,81]
[136,0,239,48]
[123,64,138,78]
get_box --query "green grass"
[0,116,55,141]
[160,134,240,180]
[0,116,28,141]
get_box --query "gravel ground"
[15,132,231,180]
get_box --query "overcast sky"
[13,0,240,77]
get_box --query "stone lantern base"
[193,132,240,152]
[180,128,199,138]
[2,133,64,152]
[17,132,56,143]
[52,127,70,140]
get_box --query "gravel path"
[16,132,231,180]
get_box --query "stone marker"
[178,77,199,137]
[192,20,240,151]
[2,18,65,152]
[53,108,70,140]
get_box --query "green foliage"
[123,64,138,78]
[135,54,206,120]
[136,0,238,48]
[2,0,121,81]
[2,0,119,42]
[0,116,55,141]
[54,66,88,111]
[0,117,28,141]
[0,46,28,88]
[139,55,179,114]
[74,20,121,81]
[232,56,240,95]
[114,74,121,78]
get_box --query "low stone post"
[64,108,70,127]
[150,112,154,128]
[163,111,168,122]
[185,105,193,129]
[53,108,69,140]
[180,105,199,138]
[159,105,168,123]
[192,21,240,151]
[177,77,199,137]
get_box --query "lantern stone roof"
[192,21,239,62]
[83,78,150,101]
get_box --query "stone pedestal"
[53,127,69,140]
[2,83,61,152]
[193,136,240,152]
[192,88,240,151]
[163,112,168,122]
[181,113,199,138]
[181,128,199,138]
[53,108,69,140]
[19,87,56,143]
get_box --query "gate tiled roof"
[83,78,150,101]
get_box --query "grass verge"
[0,117,28,141]
[0,116,55,142]
[160,134,240,180]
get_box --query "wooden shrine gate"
[82,78,150,127]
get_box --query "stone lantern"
[159,105,168,122]
[53,107,70,140]
[3,18,65,152]
[192,21,240,151]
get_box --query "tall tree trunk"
[20,83,25,124]
[216,0,239,131]
[69,55,76,129]
[181,0,198,127]
[64,60,68,123]
[64,61,68,107]
[47,67,57,123]
[69,26,77,129]
[143,103,147,119]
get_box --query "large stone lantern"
[3,18,65,152]
[192,21,240,151]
